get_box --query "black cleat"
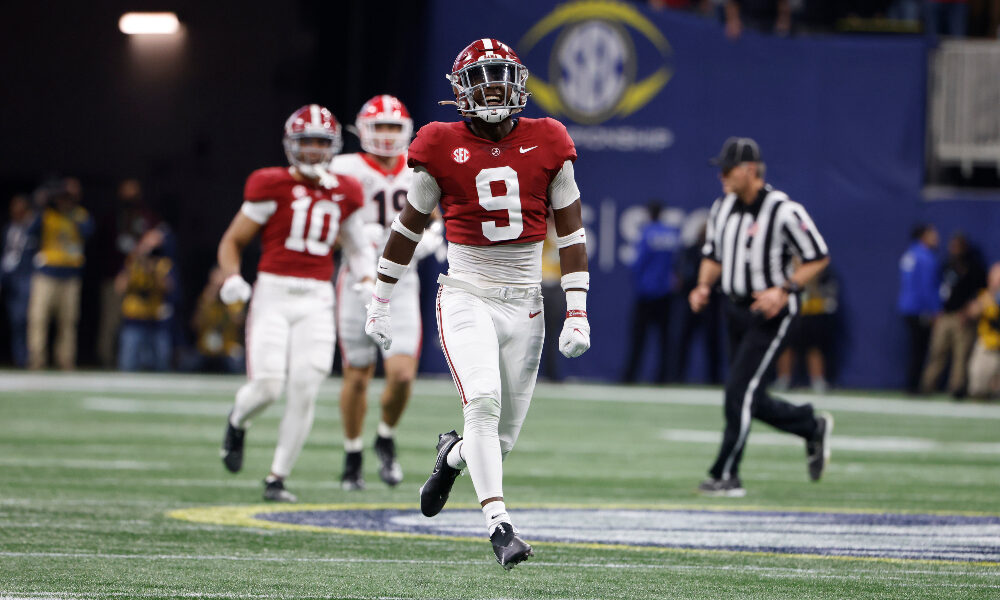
[807,411,834,481]
[374,435,403,486]
[220,412,245,473]
[262,478,297,502]
[697,477,746,497]
[490,522,533,570]
[341,450,365,491]
[419,430,462,517]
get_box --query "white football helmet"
[355,95,413,157]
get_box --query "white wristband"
[566,290,587,313]
[555,228,586,249]
[373,278,395,302]
[560,271,590,292]
[390,217,423,243]
[376,257,408,280]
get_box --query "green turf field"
[1,371,998,599]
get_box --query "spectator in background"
[676,220,723,383]
[920,233,985,397]
[898,224,941,394]
[965,262,1000,399]
[622,200,681,383]
[725,0,792,38]
[115,227,175,371]
[94,179,161,368]
[27,178,93,370]
[183,266,245,373]
[925,0,969,37]
[539,214,565,382]
[1,195,38,367]
[775,263,840,394]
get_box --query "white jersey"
[330,153,414,259]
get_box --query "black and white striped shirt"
[702,185,828,301]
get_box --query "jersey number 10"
[285,197,340,256]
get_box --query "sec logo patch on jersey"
[453,148,470,163]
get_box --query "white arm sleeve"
[240,200,277,224]
[548,160,581,210]
[339,211,376,279]
[407,167,442,214]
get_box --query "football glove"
[413,220,444,261]
[220,274,252,305]
[558,310,590,358]
[352,278,375,302]
[365,296,392,351]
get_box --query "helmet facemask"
[357,119,413,157]
[450,58,529,123]
[283,133,341,179]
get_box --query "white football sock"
[269,367,323,478]
[462,396,503,502]
[344,437,363,452]
[377,421,395,438]
[482,500,511,536]
[446,439,466,470]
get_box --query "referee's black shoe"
[807,411,834,481]
[697,477,746,497]
[490,522,533,570]
[419,430,462,517]
[220,412,245,473]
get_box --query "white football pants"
[231,272,334,479]
[435,280,544,501]
[336,266,422,366]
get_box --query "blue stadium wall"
[410,1,1000,389]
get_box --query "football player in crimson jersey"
[329,95,443,490]
[217,104,374,503]
[364,39,591,569]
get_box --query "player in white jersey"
[364,39,591,569]
[329,95,443,490]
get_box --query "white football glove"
[365,296,392,351]
[352,278,375,302]
[412,220,444,261]
[558,311,591,358]
[219,274,252,305]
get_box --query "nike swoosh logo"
[529,311,541,318]
[519,146,538,154]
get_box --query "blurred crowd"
[619,203,1000,400]
[898,226,1000,400]
[621,202,840,392]
[650,0,1000,39]
[1,179,245,374]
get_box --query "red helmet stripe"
[481,38,493,51]
[310,104,320,125]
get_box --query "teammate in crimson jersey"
[364,39,591,569]
[217,104,375,503]
[329,95,443,490]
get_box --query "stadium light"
[119,12,180,35]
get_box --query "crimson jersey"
[242,167,364,281]
[407,117,576,246]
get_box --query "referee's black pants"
[708,300,820,481]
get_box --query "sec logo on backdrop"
[519,0,674,125]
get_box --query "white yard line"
[1,551,998,579]
[0,457,170,470]
[659,429,1000,454]
[3,371,1000,420]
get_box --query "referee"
[689,137,833,497]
